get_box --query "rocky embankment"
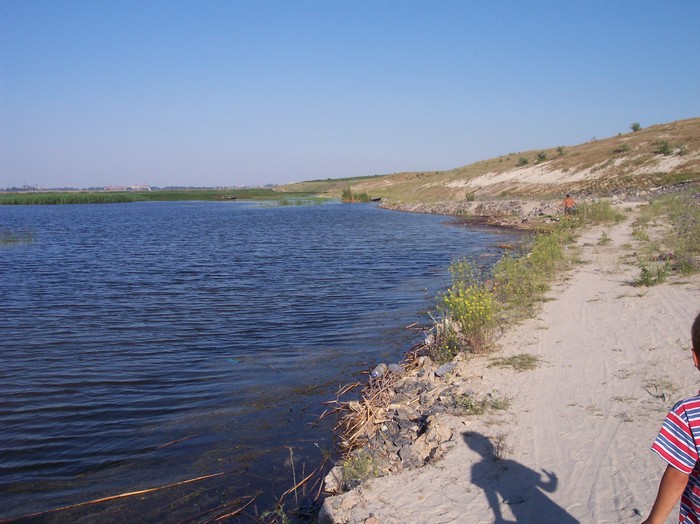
[379,200,564,228]
[319,352,489,523]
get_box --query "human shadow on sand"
[464,432,579,524]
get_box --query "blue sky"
[1,1,698,189]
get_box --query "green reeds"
[0,188,320,205]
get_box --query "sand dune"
[321,205,700,523]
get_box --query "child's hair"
[693,312,700,352]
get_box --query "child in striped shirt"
[643,312,700,524]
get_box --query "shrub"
[614,143,631,154]
[655,141,672,155]
[556,146,565,156]
[536,151,548,162]
[342,449,379,489]
[630,122,642,132]
[517,157,529,167]
[633,264,668,287]
[439,259,498,353]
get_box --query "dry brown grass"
[278,117,700,202]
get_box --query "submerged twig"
[1,472,226,523]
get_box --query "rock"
[398,444,422,468]
[435,362,457,377]
[323,465,344,495]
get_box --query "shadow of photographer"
[464,431,579,523]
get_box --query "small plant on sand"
[491,433,511,461]
[456,393,510,416]
[342,448,379,489]
[614,143,631,154]
[456,394,488,415]
[431,320,463,364]
[597,231,612,246]
[654,140,672,155]
[633,263,668,287]
[488,353,541,372]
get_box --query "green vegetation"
[342,449,379,488]
[456,393,511,415]
[439,259,498,353]
[536,151,548,162]
[1,229,36,244]
[630,122,642,132]
[633,263,669,287]
[633,193,700,277]
[517,156,529,167]
[431,200,624,363]
[0,188,319,205]
[341,186,371,202]
[654,140,672,155]
[573,199,625,225]
[0,192,143,205]
[488,353,541,372]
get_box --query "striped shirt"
[652,393,700,523]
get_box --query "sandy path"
[322,207,700,523]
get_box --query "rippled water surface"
[0,201,519,521]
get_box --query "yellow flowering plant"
[439,258,498,353]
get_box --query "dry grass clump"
[323,343,430,455]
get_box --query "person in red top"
[561,194,576,215]
[642,312,700,524]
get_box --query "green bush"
[655,141,672,155]
[439,259,498,353]
[630,122,642,132]
[517,157,529,167]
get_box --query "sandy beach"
[320,204,700,524]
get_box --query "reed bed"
[0,189,319,205]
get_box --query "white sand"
[322,207,700,524]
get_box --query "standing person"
[641,313,700,524]
[561,194,576,215]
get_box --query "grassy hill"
[279,117,700,202]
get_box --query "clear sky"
[1,1,698,189]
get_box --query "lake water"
[0,201,519,522]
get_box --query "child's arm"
[641,464,690,524]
